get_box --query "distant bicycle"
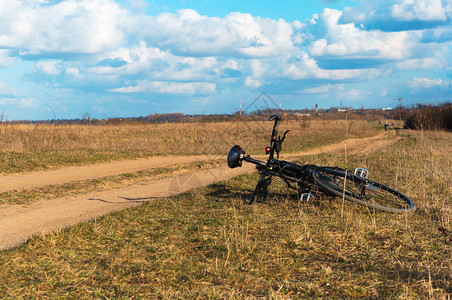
[227,115,415,213]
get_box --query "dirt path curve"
[0,155,216,194]
[0,132,400,250]
[0,131,393,193]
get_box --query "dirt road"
[0,132,400,250]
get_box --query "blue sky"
[0,0,451,120]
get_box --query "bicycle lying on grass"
[227,115,415,213]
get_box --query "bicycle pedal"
[354,167,369,178]
[300,193,313,202]
[364,183,379,191]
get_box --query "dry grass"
[0,129,450,298]
[0,119,380,173]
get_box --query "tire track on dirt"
[0,132,401,250]
[0,155,220,194]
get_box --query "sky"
[0,0,451,120]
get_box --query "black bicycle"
[227,115,415,213]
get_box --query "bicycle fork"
[248,171,272,205]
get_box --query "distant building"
[296,112,311,117]
[382,107,393,111]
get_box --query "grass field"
[0,129,450,298]
[0,119,380,173]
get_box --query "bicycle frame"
[229,115,319,203]
[227,115,416,212]
[230,115,309,179]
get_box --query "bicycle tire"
[313,168,415,213]
[247,176,272,205]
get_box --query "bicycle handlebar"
[268,115,281,160]
[227,115,286,168]
[243,155,266,168]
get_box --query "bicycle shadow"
[88,196,163,204]
[206,182,299,203]
[206,183,251,201]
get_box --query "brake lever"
[280,130,290,142]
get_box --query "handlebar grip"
[269,115,281,160]
[270,115,281,138]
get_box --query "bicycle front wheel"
[313,168,415,213]
[247,175,272,205]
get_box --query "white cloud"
[244,76,262,88]
[2,1,441,90]
[17,97,40,109]
[0,0,128,54]
[391,0,448,21]
[308,8,417,60]
[299,83,363,101]
[0,50,15,67]
[396,57,445,70]
[301,84,344,94]
[0,82,19,97]
[125,0,149,13]
[0,96,40,109]
[92,43,231,84]
[110,81,216,95]
[341,88,361,99]
[409,77,448,90]
[0,0,451,118]
[66,67,81,77]
[33,60,62,75]
[135,9,297,58]
[0,82,9,94]
[292,20,304,30]
[279,51,384,81]
[249,59,267,79]
[309,14,319,25]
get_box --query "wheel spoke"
[314,168,415,213]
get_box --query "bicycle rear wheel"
[313,168,415,213]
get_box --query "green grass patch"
[0,149,154,174]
